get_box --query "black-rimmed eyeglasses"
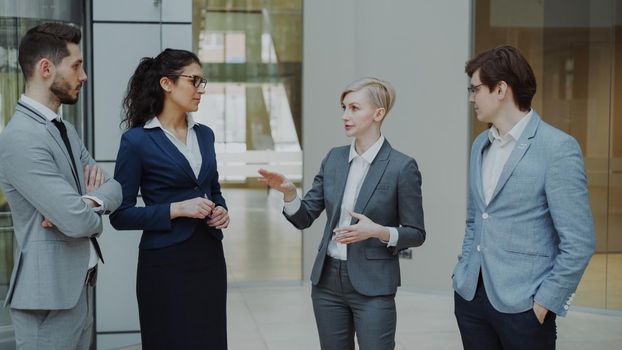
[467,83,484,95]
[169,74,207,89]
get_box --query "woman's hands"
[171,197,215,219]
[170,197,230,229]
[258,168,297,202]
[332,212,391,244]
[208,206,230,229]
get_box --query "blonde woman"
[259,78,426,350]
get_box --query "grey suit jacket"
[285,140,425,296]
[452,112,595,316]
[0,102,122,310]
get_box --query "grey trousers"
[10,285,94,350]
[311,256,396,350]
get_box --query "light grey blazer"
[0,102,122,310]
[452,112,595,316]
[285,140,426,296]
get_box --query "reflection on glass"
[194,82,301,182]
[473,0,621,310]
[0,16,22,330]
[193,0,303,183]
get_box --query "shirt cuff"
[384,227,399,247]
[82,195,104,213]
[283,196,301,215]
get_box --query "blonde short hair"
[340,77,396,115]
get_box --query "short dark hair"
[18,22,82,79]
[465,45,536,111]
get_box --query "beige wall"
[302,0,472,292]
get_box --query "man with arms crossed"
[0,23,122,349]
[452,45,595,350]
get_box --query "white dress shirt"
[284,135,399,260]
[20,94,100,269]
[482,110,533,205]
[144,114,202,178]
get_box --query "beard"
[50,76,81,105]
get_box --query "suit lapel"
[488,113,540,204]
[351,140,391,218]
[147,129,198,184]
[195,126,210,184]
[17,103,82,192]
[328,147,350,230]
[473,135,490,207]
[47,123,84,192]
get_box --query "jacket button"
[194,186,199,191]
[477,245,481,252]
[482,213,489,219]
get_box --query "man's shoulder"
[537,119,573,139]
[534,118,577,148]
[0,111,46,143]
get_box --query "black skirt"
[136,228,227,350]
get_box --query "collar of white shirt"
[488,109,533,145]
[144,113,197,130]
[20,94,61,122]
[348,135,385,164]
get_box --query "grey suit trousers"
[10,285,94,350]
[312,256,396,350]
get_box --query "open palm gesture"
[258,168,297,201]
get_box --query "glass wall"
[0,0,85,337]
[192,0,302,182]
[190,0,303,284]
[472,0,622,310]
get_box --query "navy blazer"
[110,123,226,249]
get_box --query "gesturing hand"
[332,212,390,244]
[208,206,230,229]
[257,168,297,202]
[84,164,104,193]
[171,197,215,219]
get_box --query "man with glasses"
[0,23,121,349]
[452,45,595,349]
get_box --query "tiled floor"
[222,188,302,283]
[118,283,622,350]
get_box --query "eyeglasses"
[467,83,484,95]
[168,74,207,89]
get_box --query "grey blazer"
[0,102,122,310]
[285,140,425,296]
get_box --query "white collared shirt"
[284,135,399,260]
[19,94,99,269]
[482,110,533,204]
[144,115,202,178]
